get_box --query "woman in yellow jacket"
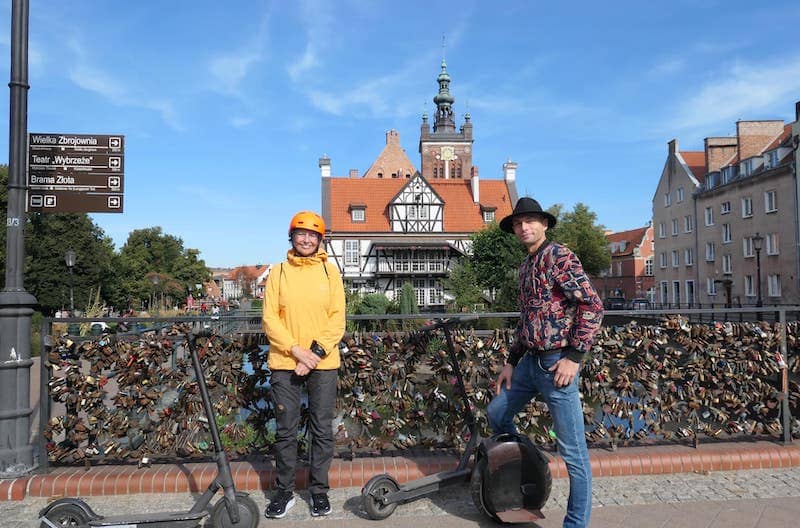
[262,211,345,519]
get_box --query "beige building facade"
[653,106,800,307]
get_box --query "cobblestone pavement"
[6,466,800,527]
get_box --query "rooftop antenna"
[442,34,446,61]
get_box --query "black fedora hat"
[499,197,557,233]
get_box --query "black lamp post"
[64,250,76,314]
[151,274,160,312]
[752,233,764,307]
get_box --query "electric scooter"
[361,316,552,522]
[39,329,260,528]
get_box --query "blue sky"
[2,1,800,268]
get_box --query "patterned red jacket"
[507,240,604,366]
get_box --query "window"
[645,257,653,276]
[671,218,678,236]
[766,233,779,255]
[722,223,731,243]
[764,190,777,213]
[351,208,365,222]
[767,150,779,169]
[722,166,737,184]
[482,210,495,223]
[768,274,782,297]
[707,278,717,296]
[614,262,621,276]
[705,242,715,262]
[414,279,426,306]
[660,281,668,304]
[684,248,694,266]
[677,187,684,202]
[685,280,695,305]
[740,159,753,177]
[684,215,693,233]
[671,250,679,268]
[741,197,752,218]
[721,201,731,215]
[664,193,671,207]
[659,253,667,268]
[743,237,754,258]
[658,222,666,238]
[722,254,732,274]
[672,281,681,305]
[704,207,714,226]
[344,240,359,266]
[744,275,755,297]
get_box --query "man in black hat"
[487,197,603,528]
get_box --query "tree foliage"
[444,261,483,312]
[547,202,610,275]
[398,281,419,314]
[116,227,211,310]
[468,223,526,311]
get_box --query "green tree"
[25,213,117,314]
[117,227,211,310]
[469,223,526,310]
[546,203,610,275]
[444,261,482,312]
[398,281,419,314]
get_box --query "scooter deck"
[387,468,472,503]
[88,510,207,527]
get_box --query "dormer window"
[349,203,366,222]
[722,165,737,184]
[480,204,497,223]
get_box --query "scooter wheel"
[210,492,259,528]
[469,456,501,523]
[40,503,90,527]
[362,474,399,520]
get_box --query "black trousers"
[269,369,338,494]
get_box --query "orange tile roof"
[328,177,514,232]
[764,123,793,151]
[227,264,270,280]
[605,226,649,256]
[679,151,706,181]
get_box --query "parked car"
[628,298,651,310]
[603,297,626,310]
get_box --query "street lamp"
[151,273,160,312]
[752,233,764,308]
[64,250,76,314]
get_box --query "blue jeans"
[487,352,592,528]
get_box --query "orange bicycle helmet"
[289,211,326,237]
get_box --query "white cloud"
[670,55,800,133]
[648,57,686,78]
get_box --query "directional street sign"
[27,133,125,213]
[27,190,123,213]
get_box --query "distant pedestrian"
[262,211,345,519]
[487,197,604,528]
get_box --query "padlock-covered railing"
[39,308,800,470]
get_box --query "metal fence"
[38,307,799,471]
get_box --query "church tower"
[419,58,474,179]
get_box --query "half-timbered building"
[321,60,518,310]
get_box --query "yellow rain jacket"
[262,249,345,371]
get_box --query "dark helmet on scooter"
[470,432,552,523]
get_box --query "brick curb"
[2,440,798,501]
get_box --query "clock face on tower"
[440,146,456,161]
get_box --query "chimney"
[796,100,800,121]
[471,166,480,203]
[668,139,678,156]
[386,129,400,145]
[319,156,331,178]
[502,160,517,182]
[349,169,359,178]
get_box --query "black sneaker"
[311,493,331,516]
[265,490,295,519]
